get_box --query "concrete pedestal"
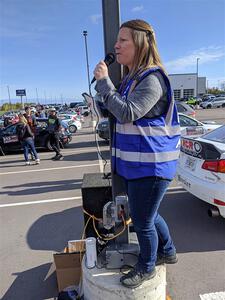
[82,259,166,300]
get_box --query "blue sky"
[1,0,225,104]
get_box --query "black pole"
[83,30,91,96]
[102,0,129,245]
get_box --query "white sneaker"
[35,159,40,164]
[25,161,31,165]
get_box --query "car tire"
[207,105,212,109]
[69,125,77,133]
[46,139,53,151]
[222,104,225,108]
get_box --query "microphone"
[91,53,115,84]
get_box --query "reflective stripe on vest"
[113,67,181,180]
[112,147,180,163]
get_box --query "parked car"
[0,118,72,154]
[58,114,82,133]
[69,102,84,108]
[176,125,225,218]
[96,113,220,141]
[0,117,4,128]
[76,105,90,116]
[200,97,225,109]
[96,119,109,141]
[179,113,222,138]
[176,101,196,118]
[201,94,215,101]
[185,97,201,106]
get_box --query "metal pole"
[7,85,11,105]
[20,95,24,109]
[44,91,47,104]
[36,88,39,103]
[196,58,200,97]
[83,30,91,96]
[7,85,11,110]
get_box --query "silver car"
[200,97,225,109]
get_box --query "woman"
[16,114,40,165]
[94,19,180,288]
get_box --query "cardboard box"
[54,240,85,292]
[68,239,86,253]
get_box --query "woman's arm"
[95,73,165,123]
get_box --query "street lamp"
[83,30,91,96]
[7,85,11,107]
[196,57,200,97]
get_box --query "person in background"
[11,114,19,124]
[16,114,40,165]
[23,106,37,160]
[47,108,63,160]
[24,106,37,134]
[94,19,180,288]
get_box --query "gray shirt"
[95,70,168,124]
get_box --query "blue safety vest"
[112,67,180,180]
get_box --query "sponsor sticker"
[181,138,202,157]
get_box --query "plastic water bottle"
[85,237,97,268]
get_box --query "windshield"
[202,125,225,143]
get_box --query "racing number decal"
[3,135,19,144]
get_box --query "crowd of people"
[14,106,63,165]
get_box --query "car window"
[176,103,186,112]
[4,125,17,134]
[203,125,225,143]
[179,115,198,127]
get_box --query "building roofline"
[168,73,197,76]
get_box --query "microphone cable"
[85,85,109,178]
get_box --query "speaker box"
[81,173,112,240]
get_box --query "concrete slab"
[82,258,166,300]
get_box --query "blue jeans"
[126,176,176,273]
[22,137,39,161]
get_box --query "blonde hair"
[19,115,27,125]
[120,19,166,78]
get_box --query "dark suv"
[0,118,72,155]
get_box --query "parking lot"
[0,109,225,300]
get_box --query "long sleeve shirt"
[95,70,169,123]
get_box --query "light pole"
[83,30,91,96]
[7,85,11,107]
[196,57,200,97]
[36,88,39,104]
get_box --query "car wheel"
[46,139,53,151]
[69,125,77,133]
[207,105,212,109]
[222,104,225,108]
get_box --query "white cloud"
[90,14,102,25]
[165,46,225,73]
[131,5,144,12]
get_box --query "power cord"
[83,85,109,178]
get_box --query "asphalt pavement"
[0,111,225,300]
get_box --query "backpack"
[17,124,26,141]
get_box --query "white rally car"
[176,125,225,218]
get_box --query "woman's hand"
[94,60,108,81]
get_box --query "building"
[168,73,206,100]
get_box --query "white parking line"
[0,147,107,160]
[0,163,100,175]
[0,186,185,208]
[0,196,82,208]
[200,291,225,299]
